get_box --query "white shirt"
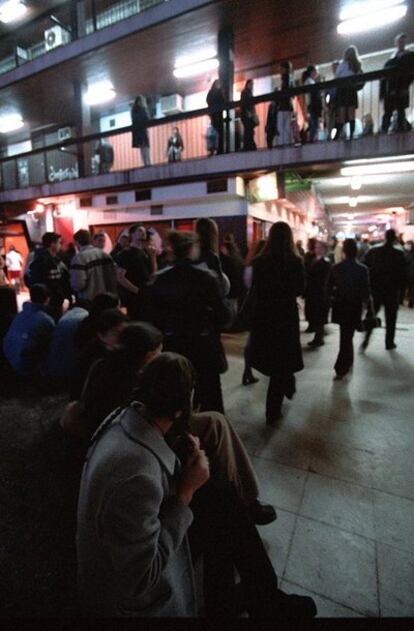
[5,250,23,272]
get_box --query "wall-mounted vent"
[79,197,93,208]
[150,205,163,215]
[135,189,152,201]
[207,179,228,194]
[109,118,116,128]
[106,195,118,205]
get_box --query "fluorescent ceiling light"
[173,57,219,79]
[174,47,217,69]
[339,0,404,21]
[84,80,116,106]
[337,3,407,34]
[349,197,359,207]
[0,0,27,23]
[351,176,362,190]
[0,113,24,133]
[343,154,414,165]
[341,162,414,176]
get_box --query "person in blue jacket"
[3,284,55,376]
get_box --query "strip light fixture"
[337,0,407,35]
[173,47,219,78]
[0,0,27,23]
[341,161,414,176]
[0,112,24,133]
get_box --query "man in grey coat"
[70,229,117,304]
[76,353,209,617]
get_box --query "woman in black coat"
[248,222,305,424]
[131,96,151,166]
[206,79,226,154]
[240,79,257,151]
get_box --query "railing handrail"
[0,66,412,166]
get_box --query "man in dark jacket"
[306,241,331,347]
[142,230,232,414]
[380,33,414,133]
[362,229,407,350]
[328,239,370,379]
[28,232,71,320]
[206,79,226,154]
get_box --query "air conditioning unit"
[160,94,183,116]
[44,26,70,51]
[57,127,72,142]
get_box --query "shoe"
[304,326,315,333]
[386,343,397,350]
[266,413,282,426]
[274,591,317,618]
[308,339,324,347]
[359,340,369,352]
[248,500,277,526]
[242,372,259,386]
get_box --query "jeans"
[276,111,292,145]
[308,115,320,142]
[139,146,151,166]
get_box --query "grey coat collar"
[120,403,177,477]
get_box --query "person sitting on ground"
[70,229,117,304]
[74,292,120,351]
[69,308,127,401]
[3,284,55,377]
[45,301,90,384]
[63,321,275,526]
[76,352,317,619]
[167,127,184,162]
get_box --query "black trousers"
[334,325,355,377]
[189,481,281,619]
[266,373,295,420]
[211,115,224,154]
[242,119,257,151]
[195,372,224,414]
[364,292,399,348]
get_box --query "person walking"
[404,240,414,308]
[131,96,151,167]
[142,230,231,414]
[206,79,226,155]
[306,241,331,347]
[328,239,370,380]
[381,33,414,134]
[302,65,323,143]
[247,222,305,424]
[362,229,407,350]
[70,229,117,305]
[276,61,294,146]
[240,79,257,151]
[5,246,23,291]
[334,46,363,140]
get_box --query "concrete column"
[218,27,234,153]
[73,80,92,178]
[70,0,87,39]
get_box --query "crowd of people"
[127,33,414,164]
[0,217,412,619]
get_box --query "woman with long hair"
[302,64,323,143]
[194,217,230,296]
[240,79,258,151]
[131,95,151,166]
[334,45,363,140]
[248,222,305,423]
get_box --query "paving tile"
[300,473,375,539]
[280,579,363,617]
[377,543,414,617]
[253,426,312,472]
[309,440,377,488]
[251,456,307,513]
[284,516,378,615]
[373,491,414,554]
[259,508,297,577]
[370,447,414,501]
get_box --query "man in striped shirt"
[70,230,117,305]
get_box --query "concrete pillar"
[218,27,234,153]
[73,80,92,178]
[70,0,88,39]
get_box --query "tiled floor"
[222,307,414,617]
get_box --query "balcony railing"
[0,68,413,193]
[0,0,165,76]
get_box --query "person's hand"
[177,435,209,505]
[146,244,157,259]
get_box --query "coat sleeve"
[100,473,193,600]
[70,257,88,293]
